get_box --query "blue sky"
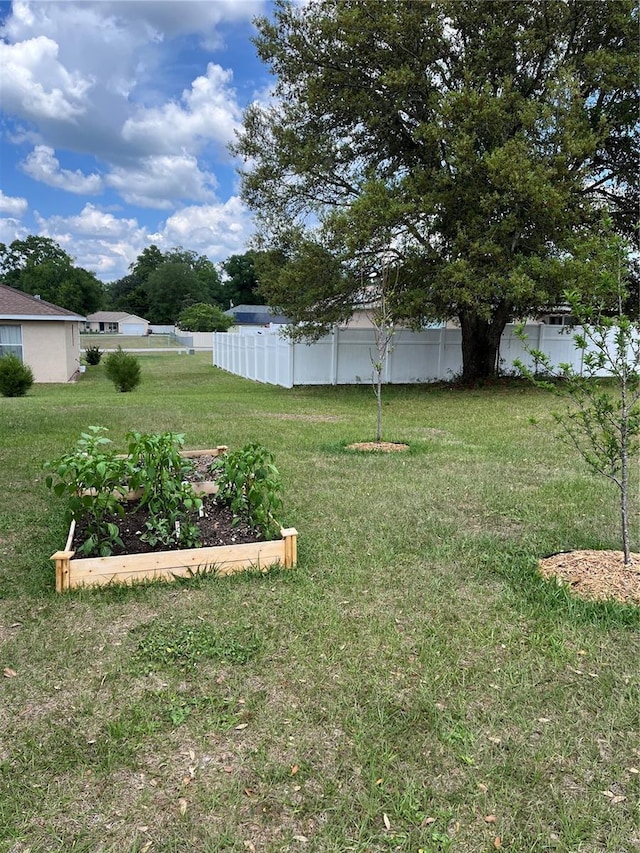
[0,0,276,281]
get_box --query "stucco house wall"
[0,285,85,383]
[21,320,81,382]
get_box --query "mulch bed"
[346,441,410,452]
[539,550,640,606]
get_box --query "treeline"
[0,237,268,326]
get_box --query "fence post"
[331,327,339,385]
[437,327,445,380]
[288,338,295,388]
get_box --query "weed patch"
[132,620,262,671]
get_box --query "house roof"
[0,284,85,321]
[86,311,148,323]
[224,304,290,325]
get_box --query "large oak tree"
[234,0,638,381]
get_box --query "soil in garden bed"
[74,497,265,557]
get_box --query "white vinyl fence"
[212,324,614,389]
[175,331,214,351]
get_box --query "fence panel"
[213,324,623,388]
[292,337,334,384]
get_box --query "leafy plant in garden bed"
[211,442,284,540]
[46,427,215,556]
[45,426,130,556]
[126,430,202,548]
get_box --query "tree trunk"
[458,308,510,383]
[375,374,383,442]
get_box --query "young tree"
[368,267,398,443]
[234,0,638,382]
[517,230,639,564]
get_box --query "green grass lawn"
[0,354,638,853]
[81,333,186,350]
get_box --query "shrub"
[0,354,34,397]
[84,345,103,365]
[104,347,141,392]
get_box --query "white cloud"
[105,155,217,209]
[0,2,257,209]
[0,190,28,217]
[39,203,143,239]
[0,218,29,246]
[30,199,255,281]
[80,1,265,44]
[0,2,263,275]
[122,64,241,156]
[0,35,93,122]
[21,145,103,194]
[34,203,149,277]
[162,197,254,259]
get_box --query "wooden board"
[52,527,297,591]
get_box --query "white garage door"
[121,323,146,336]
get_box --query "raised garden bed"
[48,439,297,592]
[51,521,298,592]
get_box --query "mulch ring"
[346,441,410,452]
[539,550,640,606]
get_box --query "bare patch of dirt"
[539,550,640,605]
[346,441,410,452]
[262,412,341,422]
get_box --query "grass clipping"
[539,550,640,605]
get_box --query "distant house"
[224,304,290,333]
[84,311,149,336]
[0,285,85,383]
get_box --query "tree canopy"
[234,0,638,380]
[221,252,266,307]
[107,245,224,324]
[0,236,104,315]
[177,302,234,332]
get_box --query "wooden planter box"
[50,447,298,592]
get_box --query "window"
[0,325,23,360]
[547,315,575,327]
